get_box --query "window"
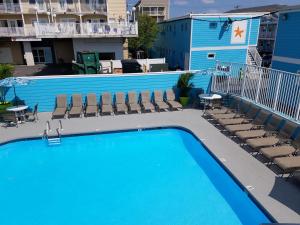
[99,52,115,60]
[29,0,35,4]
[209,22,217,29]
[207,53,216,59]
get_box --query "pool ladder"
[43,120,63,146]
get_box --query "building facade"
[0,0,138,66]
[271,7,300,74]
[134,0,169,22]
[152,13,262,70]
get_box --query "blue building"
[271,6,300,74]
[151,13,263,70]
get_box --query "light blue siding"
[249,19,260,45]
[191,18,260,48]
[152,15,260,71]
[5,72,211,112]
[190,49,247,70]
[271,61,300,73]
[152,19,191,69]
[273,11,300,59]
[271,11,300,73]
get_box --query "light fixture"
[132,7,136,12]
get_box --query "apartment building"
[0,0,138,66]
[134,0,169,22]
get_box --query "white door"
[36,0,45,11]
[59,0,67,11]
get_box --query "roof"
[226,4,300,14]
[226,4,288,13]
[159,12,267,23]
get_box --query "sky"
[127,0,300,17]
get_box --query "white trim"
[191,45,248,51]
[19,70,201,80]
[272,56,300,65]
[246,18,252,64]
[189,19,193,70]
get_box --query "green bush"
[0,101,12,113]
[176,72,195,97]
[0,64,14,80]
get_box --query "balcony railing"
[259,32,276,39]
[212,61,300,122]
[0,22,138,38]
[34,22,138,37]
[80,3,107,13]
[0,3,21,13]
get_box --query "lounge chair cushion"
[167,100,182,109]
[69,107,82,116]
[260,145,296,160]
[212,113,237,120]
[236,130,266,140]
[246,136,279,149]
[128,103,140,112]
[102,104,113,114]
[86,105,98,115]
[156,101,169,110]
[225,124,253,133]
[206,108,229,115]
[274,156,300,173]
[52,108,66,118]
[142,102,155,111]
[116,103,127,113]
[219,118,245,126]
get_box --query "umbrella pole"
[13,85,18,107]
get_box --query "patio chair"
[206,95,240,116]
[127,91,141,113]
[235,114,283,141]
[154,90,169,111]
[259,129,300,162]
[212,100,250,120]
[25,104,38,122]
[101,92,113,115]
[85,93,98,117]
[165,89,182,110]
[52,95,67,119]
[224,105,263,133]
[245,120,298,151]
[1,112,18,127]
[69,94,83,118]
[115,92,127,114]
[273,155,300,176]
[140,91,155,112]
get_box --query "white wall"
[72,38,124,60]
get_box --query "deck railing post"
[226,75,231,94]
[296,101,300,121]
[273,73,282,111]
[255,67,263,103]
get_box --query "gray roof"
[226,4,288,13]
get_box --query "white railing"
[212,61,300,122]
[0,3,21,12]
[34,22,138,37]
[248,46,262,67]
[80,3,107,13]
[0,27,25,36]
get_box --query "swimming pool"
[0,128,271,225]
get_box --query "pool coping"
[0,125,276,222]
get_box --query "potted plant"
[176,72,194,106]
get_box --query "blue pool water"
[0,128,270,225]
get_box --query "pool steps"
[43,120,62,146]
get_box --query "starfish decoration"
[234,26,244,38]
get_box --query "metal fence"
[212,61,300,122]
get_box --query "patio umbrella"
[0,77,30,106]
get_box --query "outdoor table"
[6,105,29,123]
[199,94,222,114]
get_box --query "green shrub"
[0,64,14,80]
[0,101,12,113]
[176,72,195,97]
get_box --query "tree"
[0,64,14,103]
[128,15,159,58]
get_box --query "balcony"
[0,3,21,13]
[80,3,107,14]
[259,32,276,40]
[0,22,138,38]
[51,2,80,13]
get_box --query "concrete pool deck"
[0,109,299,223]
